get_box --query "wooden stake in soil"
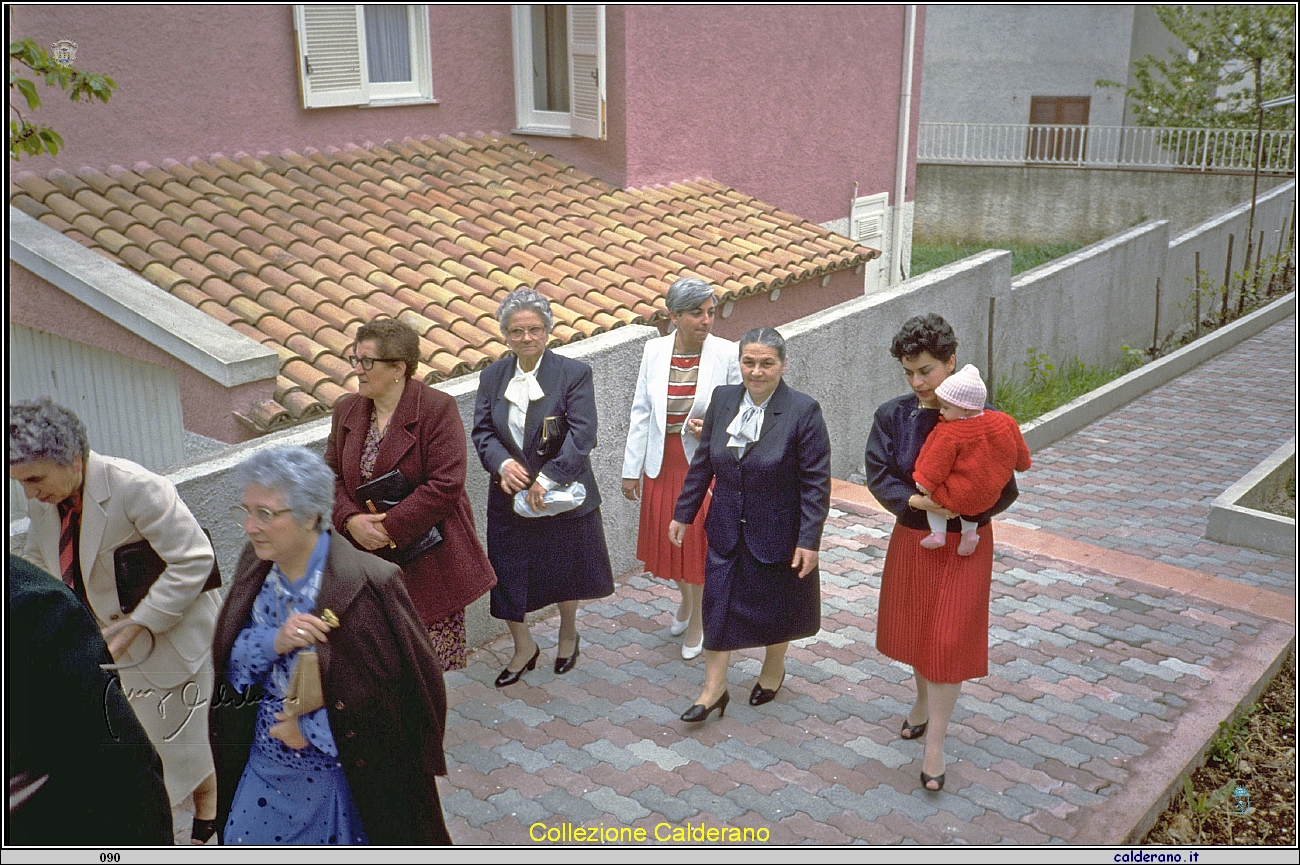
[1152,277,1161,353]
[1222,233,1234,326]
[1194,251,1202,340]
[986,295,996,405]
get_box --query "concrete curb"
[1021,293,1296,453]
[1205,439,1297,557]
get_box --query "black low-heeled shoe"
[680,689,730,722]
[920,770,945,792]
[495,645,540,688]
[748,679,783,706]
[191,817,218,845]
[554,634,580,674]
[900,718,928,740]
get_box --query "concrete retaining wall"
[1205,439,1297,557]
[915,163,1292,244]
[1164,182,1296,346]
[995,221,1169,377]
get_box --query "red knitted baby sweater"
[912,410,1031,516]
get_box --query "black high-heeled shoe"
[749,678,783,706]
[680,690,729,722]
[920,770,945,792]
[554,634,580,674]
[900,718,928,740]
[495,645,540,688]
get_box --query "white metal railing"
[918,123,1296,174]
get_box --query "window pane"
[365,5,411,84]
[531,5,569,112]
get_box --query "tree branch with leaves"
[9,36,117,160]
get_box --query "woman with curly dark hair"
[864,313,1019,793]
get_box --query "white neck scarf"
[505,359,545,450]
[726,390,770,459]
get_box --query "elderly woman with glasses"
[472,288,614,687]
[325,317,496,672]
[9,398,220,843]
[210,446,451,845]
[622,277,740,659]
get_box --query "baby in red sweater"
[913,364,1031,556]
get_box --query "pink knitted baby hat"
[935,363,986,410]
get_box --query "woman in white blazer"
[10,399,222,843]
[622,278,741,657]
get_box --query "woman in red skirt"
[865,314,1020,793]
[622,278,741,658]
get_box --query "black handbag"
[354,468,444,566]
[537,414,569,461]
[113,528,222,615]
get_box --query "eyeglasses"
[507,326,547,341]
[347,355,403,370]
[230,504,293,526]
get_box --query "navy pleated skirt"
[487,506,615,623]
[701,537,821,652]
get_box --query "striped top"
[665,353,702,435]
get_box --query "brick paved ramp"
[438,501,1294,845]
[1009,317,1297,596]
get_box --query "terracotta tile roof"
[11,133,878,434]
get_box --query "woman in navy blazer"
[670,327,831,721]
[472,289,614,687]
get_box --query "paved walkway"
[437,320,1295,846]
[1009,317,1296,595]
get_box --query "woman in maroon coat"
[325,318,496,670]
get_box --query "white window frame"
[294,5,435,109]
[511,5,605,139]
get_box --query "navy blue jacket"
[674,380,831,564]
[472,350,602,522]
[864,393,1019,531]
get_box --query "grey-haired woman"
[210,446,450,844]
[621,277,740,658]
[471,288,615,687]
[9,397,220,843]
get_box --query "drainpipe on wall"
[891,4,917,285]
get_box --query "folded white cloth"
[726,391,769,459]
[513,482,587,518]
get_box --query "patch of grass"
[993,348,1146,424]
[910,240,1085,278]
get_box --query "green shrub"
[994,348,1146,424]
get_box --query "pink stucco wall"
[9,262,274,443]
[10,5,921,223]
[621,5,925,223]
[710,267,865,342]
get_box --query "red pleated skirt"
[875,522,994,684]
[637,435,709,586]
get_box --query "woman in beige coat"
[10,398,222,843]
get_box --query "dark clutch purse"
[537,414,569,461]
[113,528,222,615]
[354,468,444,566]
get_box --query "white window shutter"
[567,5,605,139]
[295,5,369,108]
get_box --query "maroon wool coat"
[325,378,496,625]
